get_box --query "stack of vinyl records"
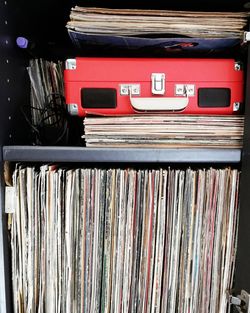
[10,165,239,313]
[66,7,250,54]
[67,7,248,38]
[83,114,244,148]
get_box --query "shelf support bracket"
[243,31,250,43]
[227,290,250,313]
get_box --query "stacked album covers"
[83,114,244,148]
[66,7,250,54]
[10,165,239,313]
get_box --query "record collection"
[10,165,240,313]
[67,7,249,38]
[83,114,244,148]
[66,7,250,54]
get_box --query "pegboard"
[0,0,30,145]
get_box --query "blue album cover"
[68,29,244,55]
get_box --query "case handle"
[129,92,189,111]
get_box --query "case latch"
[227,290,250,313]
[151,73,165,95]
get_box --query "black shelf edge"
[2,146,242,163]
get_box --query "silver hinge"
[227,290,250,313]
[175,84,195,96]
[151,73,165,95]
[120,84,140,96]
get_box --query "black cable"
[21,92,69,145]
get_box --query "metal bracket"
[67,104,79,116]
[235,61,243,71]
[227,290,250,313]
[243,31,250,43]
[233,102,241,112]
[65,59,76,70]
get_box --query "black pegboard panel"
[0,2,26,312]
[10,0,74,57]
[0,48,31,145]
[0,0,34,146]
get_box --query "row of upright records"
[10,164,239,313]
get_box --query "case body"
[64,57,244,116]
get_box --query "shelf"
[2,146,242,163]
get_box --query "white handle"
[130,93,189,111]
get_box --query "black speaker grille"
[198,88,230,108]
[81,88,117,109]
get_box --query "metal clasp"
[151,73,165,95]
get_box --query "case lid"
[64,57,244,82]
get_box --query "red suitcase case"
[64,57,244,116]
